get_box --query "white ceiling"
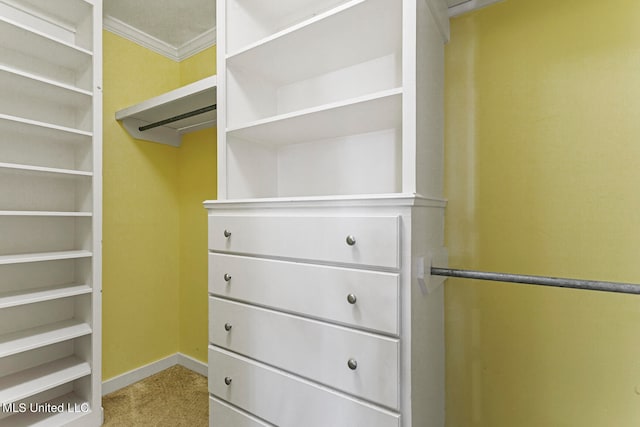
[103,0,215,48]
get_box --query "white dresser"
[206,195,446,426]
[207,0,449,425]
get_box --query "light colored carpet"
[102,365,208,426]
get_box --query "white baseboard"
[176,352,208,377]
[102,352,207,395]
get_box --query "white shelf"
[0,284,92,310]
[0,211,92,217]
[0,15,92,71]
[0,113,92,141]
[2,392,90,426]
[0,319,92,358]
[228,88,402,146]
[0,250,92,266]
[1,63,92,130]
[0,356,91,405]
[0,65,92,107]
[115,75,217,147]
[226,0,348,53]
[3,0,93,32]
[227,0,401,86]
[0,162,92,178]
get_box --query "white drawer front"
[209,253,399,335]
[210,396,271,427]
[209,346,400,427]
[208,215,399,269]
[210,297,399,409]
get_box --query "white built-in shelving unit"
[208,0,449,426]
[115,75,217,147]
[0,0,102,425]
[217,0,449,200]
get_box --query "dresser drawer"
[209,253,399,335]
[209,346,400,427]
[210,297,399,409]
[210,396,270,427]
[208,215,400,269]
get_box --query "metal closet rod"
[138,104,217,132]
[430,267,640,295]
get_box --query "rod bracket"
[416,249,449,295]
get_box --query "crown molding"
[448,0,504,17]
[103,15,216,62]
[103,15,179,60]
[177,27,217,61]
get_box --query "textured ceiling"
[103,0,215,48]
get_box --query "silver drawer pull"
[347,359,358,370]
[223,229,232,238]
[347,294,357,305]
[346,235,356,246]
[224,377,232,386]
[224,323,232,331]
[223,273,232,282]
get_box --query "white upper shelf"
[115,75,217,147]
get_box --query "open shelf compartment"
[0,356,90,406]
[225,0,350,54]
[0,320,91,359]
[0,13,92,72]
[0,256,93,308]
[225,0,402,128]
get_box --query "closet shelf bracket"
[115,75,217,147]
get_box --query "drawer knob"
[223,229,232,238]
[224,323,232,331]
[347,294,357,305]
[224,377,232,386]
[346,235,357,246]
[223,273,232,282]
[347,359,358,370]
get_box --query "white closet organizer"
[115,75,217,147]
[207,0,449,426]
[0,1,102,426]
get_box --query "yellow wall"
[103,30,216,379]
[102,31,180,379]
[444,0,640,426]
[178,46,217,361]
[180,46,217,85]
